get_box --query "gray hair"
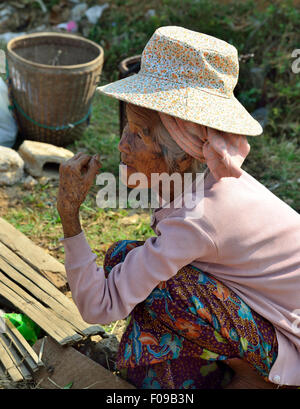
[153,117,207,175]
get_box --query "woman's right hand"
[57,152,101,237]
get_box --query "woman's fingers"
[72,152,86,161]
[60,152,87,172]
[57,152,102,219]
[60,152,101,183]
[85,155,102,182]
[68,154,93,177]
[74,153,92,166]
[74,153,101,170]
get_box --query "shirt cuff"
[60,230,96,269]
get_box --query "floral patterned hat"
[97,26,263,136]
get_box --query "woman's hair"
[126,103,206,175]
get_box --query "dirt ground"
[0,184,21,209]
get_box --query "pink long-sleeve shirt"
[61,168,300,386]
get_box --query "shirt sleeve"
[61,215,217,325]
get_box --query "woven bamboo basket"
[6,32,104,146]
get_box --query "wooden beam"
[0,337,23,382]
[0,257,85,335]
[0,334,32,380]
[0,243,105,337]
[5,319,43,368]
[0,217,67,289]
[0,272,82,345]
[4,319,42,372]
[33,337,135,389]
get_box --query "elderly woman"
[57,27,300,389]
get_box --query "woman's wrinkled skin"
[119,104,193,189]
[57,152,101,238]
[119,104,166,182]
[57,103,193,238]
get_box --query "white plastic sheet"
[0,77,18,148]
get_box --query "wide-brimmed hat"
[97,26,262,136]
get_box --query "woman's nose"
[118,124,131,153]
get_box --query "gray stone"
[95,334,119,357]
[0,146,24,185]
[23,175,38,189]
[18,140,74,179]
[88,334,120,371]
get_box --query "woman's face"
[118,106,169,189]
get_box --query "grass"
[242,134,300,208]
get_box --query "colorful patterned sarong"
[104,240,278,389]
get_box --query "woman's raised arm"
[57,152,101,238]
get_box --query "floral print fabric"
[97,26,263,136]
[104,240,278,389]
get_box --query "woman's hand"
[57,152,101,238]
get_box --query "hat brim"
[97,73,263,136]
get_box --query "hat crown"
[140,26,239,98]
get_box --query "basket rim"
[118,54,141,75]
[7,32,104,71]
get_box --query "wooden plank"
[0,276,82,345]
[4,332,38,374]
[0,335,32,380]
[0,254,104,337]
[0,282,77,345]
[4,319,41,372]
[0,242,105,337]
[0,257,82,333]
[0,241,68,305]
[0,364,6,380]
[33,337,135,389]
[0,273,82,345]
[0,217,67,289]
[5,319,43,368]
[0,338,23,382]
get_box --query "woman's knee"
[103,240,145,277]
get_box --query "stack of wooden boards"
[0,318,44,383]
[0,217,106,383]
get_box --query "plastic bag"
[4,313,41,346]
[0,77,18,148]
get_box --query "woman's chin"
[120,161,136,173]
[120,162,138,187]
[120,163,151,189]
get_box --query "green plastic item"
[4,313,41,346]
